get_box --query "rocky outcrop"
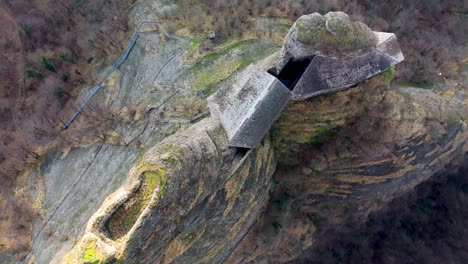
[62,118,276,263]
[61,51,466,264]
[207,13,403,149]
[226,68,467,263]
[12,6,280,262]
[276,11,378,71]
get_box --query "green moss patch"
[161,144,181,164]
[382,66,395,84]
[82,245,99,264]
[193,60,242,91]
[105,168,166,240]
[307,125,342,145]
[79,238,106,264]
[273,125,341,166]
[190,39,279,96]
[271,98,347,166]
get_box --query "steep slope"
[8,3,281,262]
[227,69,467,263]
[61,50,466,264]
[62,118,276,263]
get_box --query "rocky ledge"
[62,118,276,263]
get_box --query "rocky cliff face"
[60,55,466,264]
[275,11,378,73]
[62,118,276,263]
[10,5,280,262]
[227,69,467,263]
[7,6,466,264]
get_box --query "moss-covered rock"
[227,69,467,264]
[62,234,114,264]
[295,11,377,58]
[105,167,166,240]
[296,12,325,45]
[271,75,382,165]
[61,118,276,263]
[277,11,378,71]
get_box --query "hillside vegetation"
[0,0,136,258]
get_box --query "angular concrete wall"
[208,65,291,148]
[290,32,404,100]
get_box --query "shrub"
[61,72,70,81]
[40,56,56,72]
[59,52,75,63]
[23,67,43,78]
[55,87,69,103]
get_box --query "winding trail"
[62,21,185,129]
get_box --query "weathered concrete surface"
[208,65,291,148]
[290,32,404,99]
[375,32,405,63]
[62,118,276,263]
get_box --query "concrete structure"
[208,66,291,148]
[286,32,404,100]
[208,31,404,148]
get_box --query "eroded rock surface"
[276,11,378,71]
[62,118,276,263]
[226,66,467,263]
[22,146,141,264]
[61,52,466,264]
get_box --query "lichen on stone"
[277,11,378,71]
[382,66,395,84]
[62,235,112,264]
[296,12,377,57]
[105,166,166,240]
[160,144,181,164]
[82,241,100,264]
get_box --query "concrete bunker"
[288,32,404,100]
[208,13,404,149]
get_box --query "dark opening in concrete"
[235,147,250,157]
[232,147,250,165]
[268,57,312,91]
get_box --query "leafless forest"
[0,0,136,257]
